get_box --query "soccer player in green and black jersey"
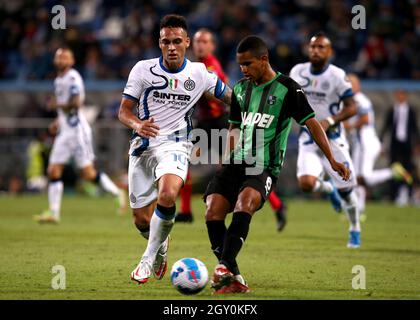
[204,35,350,294]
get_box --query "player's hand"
[330,160,350,181]
[46,96,57,110]
[134,117,160,138]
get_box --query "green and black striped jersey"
[229,72,315,176]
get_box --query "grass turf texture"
[0,194,419,300]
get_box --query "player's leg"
[76,134,127,214]
[268,191,287,232]
[135,144,190,283]
[322,142,361,248]
[128,153,161,284]
[34,163,65,223]
[80,164,127,214]
[35,136,70,223]
[213,185,264,294]
[175,169,193,223]
[297,146,342,212]
[141,173,182,262]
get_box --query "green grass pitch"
[0,194,419,300]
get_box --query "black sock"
[220,211,252,276]
[93,172,101,184]
[156,203,176,220]
[206,220,227,261]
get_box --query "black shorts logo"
[184,78,195,91]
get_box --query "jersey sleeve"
[122,62,144,102]
[288,65,299,82]
[69,73,82,98]
[285,79,315,125]
[228,89,241,124]
[202,64,227,99]
[357,96,372,115]
[336,69,353,100]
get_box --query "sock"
[220,212,252,275]
[179,170,192,214]
[138,226,150,240]
[48,179,63,219]
[313,179,334,194]
[268,191,282,211]
[339,189,360,232]
[356,186,366,214]
[143,204,175,259]
[206,220,227,261]
[96,172,119,196]
[364,169,393,186]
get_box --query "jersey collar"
[159,56,187,73]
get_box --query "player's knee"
[47,166,61,180]
[82,168,97,181]
[299,178,315,193]
[234,190,260,214]
[158,189,177,207]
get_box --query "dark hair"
[160,14,188,32]
[310,31,331,43]
[236,35,268,58]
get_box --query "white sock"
[98,172,119,196]
[48,180,63,219]
[364,169,393,186]
[356,185,366,214]
[342,189,360,232]
[143,207,174,260]
[313,179,334,194]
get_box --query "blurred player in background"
[118,15,232,285]
[380,89,419,205]
[176,28,287,232]
[34,48,126,224]
[345,74,412,215]
[290,32,361,248]
[205,36,350,293]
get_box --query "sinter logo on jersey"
[241,112,274,128]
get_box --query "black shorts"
[203,163,277,212]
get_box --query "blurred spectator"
[380,90,419,205]
[0,0,418,81]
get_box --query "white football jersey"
[348,91,379,146]
[54,68,90,135]
[290,62,353,140]
[123,57,226,150]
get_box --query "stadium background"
[1,0,419,202]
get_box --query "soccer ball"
[170,258,209,295]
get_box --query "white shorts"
[297,129,357,189]
[352,135,381,178]
[128,139,192,209]
[49,130,95,169]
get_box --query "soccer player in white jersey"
[118,15,231,284]
[345,74,412,215]
[34,48,126,224]
[289,32,361,248]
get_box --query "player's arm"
[47,94,81,113]
[320,95,357,131]
[344,113,369,130]
[305,117,350,181]
[118,97,159,138]
[204,85,232,106]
